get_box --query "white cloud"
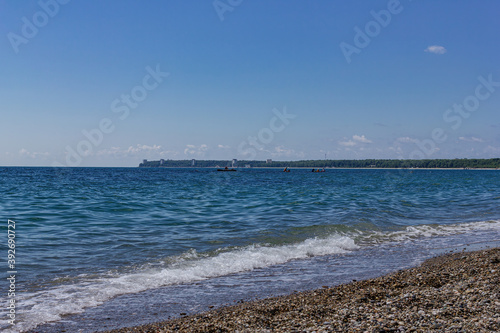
[339,140,356,147]
[270,145,305,158]
[339,135,372,147]
[97,147,121,156]
[126,144,162,154]
[217,144,230,149]
[184,144,209,156]
[396,137,418,143]
[19,148,50,159]
[425,45,447,54]
[97,144,174,157]
[459,136,484,143]
[353,135,372,143]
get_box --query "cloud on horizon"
[271,145,305,158]
[19,148,50,159]
[184,144,208,156]
[339,135,372,147]
[97,144,175,157]
[459,136,484,143]
[396,137,418,144]
[338,139,356,147]
[353,135,372,144]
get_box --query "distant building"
[143,159,147,164]
[191,159,195,166]
[245,164,251,168]
[266,159,272,163]
[232,159,237,167]
[160,159,165,165]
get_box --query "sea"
[1,167,499,332]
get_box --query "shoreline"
[1,166,498,170]
[105,247,500,332]
[138,166,500,170]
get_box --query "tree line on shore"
[139,158,500,169]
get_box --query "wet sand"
[104,247,499,332]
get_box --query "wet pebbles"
[105,247,499,332]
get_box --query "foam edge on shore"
[105,247,500,332]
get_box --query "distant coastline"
[139,158,500,169]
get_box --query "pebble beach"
[104,247,499,333]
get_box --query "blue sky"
[1,0,499,166]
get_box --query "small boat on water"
[217,167,237,172]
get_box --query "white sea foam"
[2,219,499,332]
[360,219,500,244]
[0,235,357,332]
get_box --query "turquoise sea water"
[1,167,500,332]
